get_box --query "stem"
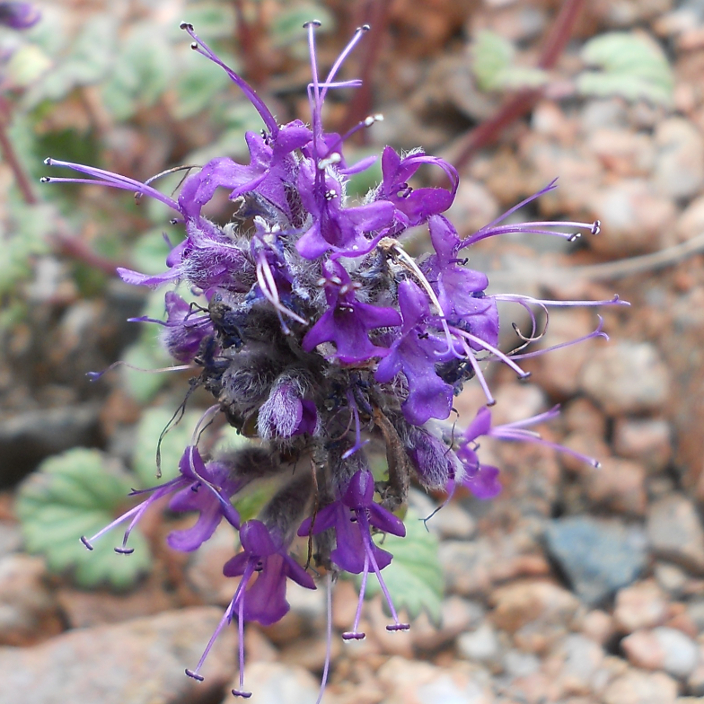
[0,98,37,204]
[454,0,586,170]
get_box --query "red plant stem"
[53,231,125,277]
[454,0,586,171]
[233,0,267,85]
[0,98,37,205]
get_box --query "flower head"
[46,19,628,701]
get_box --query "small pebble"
[614,580,669,633]
[648,494,704,575]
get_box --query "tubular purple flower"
[302,262,401,364]
[297,469,409,638]
[80,446,240,555]
[375,280,456,425]
[378,147,459,227]
[0,2,40,29]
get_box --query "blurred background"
[1,0,704,702]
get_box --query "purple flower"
[0,2,40,29]
[295,158,396,259]
[424,215,498,346]
[298,469,409,639]
[455,406,602,500]
[257,376,318,439]
[378,147,459,227]
[298,469,404,574]
[80,446,241,554]
[302,262,401,364]
[223,520,315,626]
[158,292,213,363]
[375,280,456,425]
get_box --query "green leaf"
[356,510,444,626]
[133,407,204,487]
[23,15,118,106]
[577,32,674,107]
[0,198,54,296]
[6,44,52,88]
[121,340,173,404]
[101,23,173,120]
[472,30,514,92]
[131,228,181,275]
[16,449,151,589]
[472,30,548,92]
[173,47,235,119]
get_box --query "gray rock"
[647,494,704,575]
[457,622,501,665]
[603,668,678,704]
[0,607,236,704]
[0,554,62,646]
[0,404,103,487]
[544,516,648,606]
[233,662,321,704]
[580,342,670,415]
[653,117,704,200]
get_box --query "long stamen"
[42,158,180,211]
[179,22,278,136]
[461,179,559,246]
[379,238,458,355]
[359,514,409,632]
[451,326,530,379]
[305,20,323,142]
[314,573,334,704]
[255,253,308,327]
[342,391,370,459]
[509,317,608,361]
[80,481,182,552]
[456,337,496,406]
[232,583,252,698]
[320,24,370,103]
[342,549,369,640]
[495,293,627,308]
[87,361,194,381]
[187,564,252,684]
[463,220,601,247]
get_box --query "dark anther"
[39,177,51,183]
[114,546,135,555]
[185,669,204,681]
[567,232,581,242]
[190,42,198,50]
[342,631,366,640]
[360,24,371,31]
[43,157,52,165]
[232,689,253,698]
[179,21,194,31]
[80,536,94,551]
[417,332,429,340]
[591,220,601,235]
[303,19,322,28]
[386,623,410,632]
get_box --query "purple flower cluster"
[43,21,625,700]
